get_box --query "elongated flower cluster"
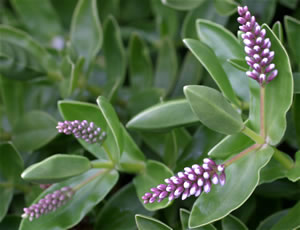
[56,120,106,144]
[22,186,74,221]
[237,6,278,85]
[142,158,226,204]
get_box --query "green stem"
[73,169,108,191]
[224,144,261,167]
[272,148,294,169]
[242,126,265,144]
[260,86,265,139]
[91,161,114,169]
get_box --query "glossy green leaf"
[183,39,240,106]
[184,85,243,135]
[222,214,248,230]
[11,0,63,43]
[228,59,248,72]
[0,143,23,221]
[180,209,216,230]
[272,21,284,43]
[154,38,177,95]
[70,0,102,64]
[97,96,123,163]
[279,0,298,9]
[284,16,300,66]
[103,16,126,100]
[12,110,58,152]
[58,100,110,160]
[257,209,289,230]
[21,154,91,183]
[161,0,204,10]
[135,214,172,230]
[127,99,199,131]
[0,25,58,72]
[172,52,203,98]
[287,151,300,182]
[271,201,300,230]
[134,160,173,211]
[68,57,85,97]
[189,146,273,228]
[196,19,249,102]
[19,169,119,230]
[181,0,228,39]
[96,183,152,230]
[213,0,237,16]
[259,157,289,184]
[129,33,152,89]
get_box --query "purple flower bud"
[141,158,226,204]
[237,5,278,85]
[56,120,106,144]
[22,186,74,221]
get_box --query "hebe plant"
[0,0,300,229]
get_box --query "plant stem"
[272,148,294,169]
[260,86,265,139]
[224,144,261,167]
[242,126,265,144]
[91,161,114,169]
[73,169,108,191]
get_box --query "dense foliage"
[0,0,300,229]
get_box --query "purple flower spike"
[237,6,278,85]
[142,158,226,204]
[56,120,106,144]
[22,186,74,221]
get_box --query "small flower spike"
[22,186,74,221]
[237,5,278,85]
[56,120,106,144]
[142,158,225,204]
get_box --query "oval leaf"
[184,85,243,135]
[189,146,273,228]
[126,99,199,131]
[162,0,204,11]
[135,215,172,230]
[213,0,237,16]
[21,154,91,183]
[180,209,216,230]
[222,214,248,230]
[284,16,300,66]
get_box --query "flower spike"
[56,120,106,144]
[237,5,278,85]
[22,186,74,221]
[142,158,225,204]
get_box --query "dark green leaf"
[161,0,204,10]
[135,214,172,230]
[284,16,300,67]
[180,209,216,230]
[222,214,248,230]
[213,0,237,16]
[272,21,284,43]
[227,59,248,72]
[257,209,289,230]
[287,151,300,182]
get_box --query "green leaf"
[172,52,203,98]
[161,0,204,10]
[259,157,289,184]
[96,183,152,230]
[287,151,300,182]
[222,214,248,230]
[134,160,173,211]
[0,215,21,230]
[279,0,298,9]
[0,25,58,73]
[58,100,110,160]
[0,143,23,221]
[227,59,248,72]
[19,169,119,230]
[257,209,289,230]
[21,154,91,183]
[184,85,243,135]
[213,0,237,16]
[181,0,228,39]
[126,99,199,131]
[70,0,102,64]
[103,16,126,100]
[135,214,172,230]
[97,96,123,163]
[284,16,300,66]
[12,110,58,152]
[189,146,273,228]
[154,38,177,95]
[271,201,300,230]
[272,21,284,43]
[294,73,300,94]
[11,0,63,43]
[180,209,216,230]
[196,19,249,102]
[183,39,240,107]
[129,33,153,89]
